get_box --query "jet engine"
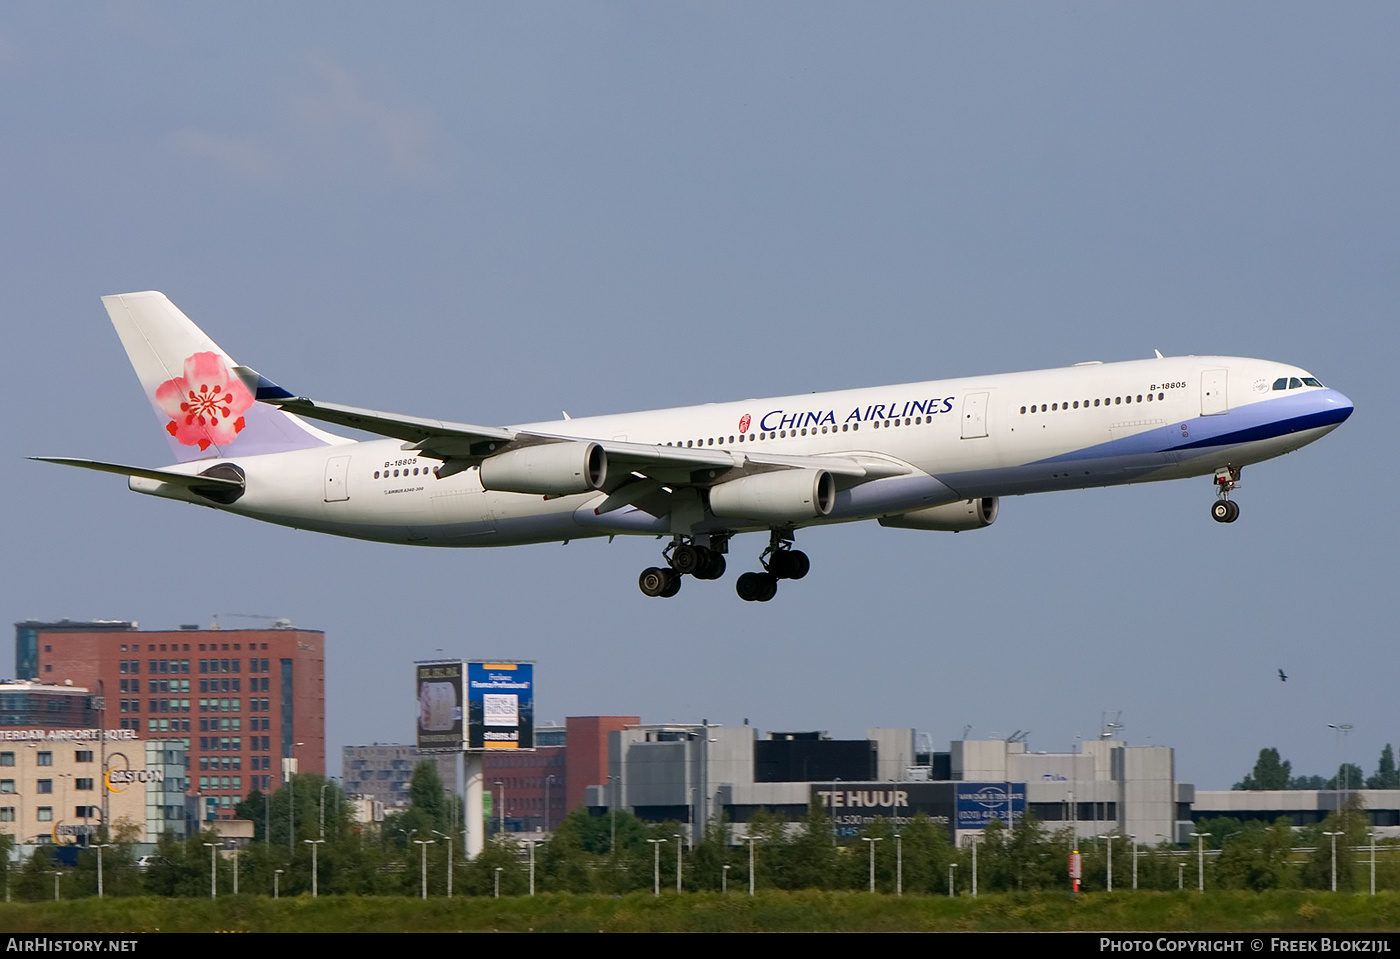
[708,469,835,522]
[878,497,998,531]
[478,441,607,496]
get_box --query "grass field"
[2,890,1400,933]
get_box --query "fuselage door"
[323,455,350,502]
[961,392,990,439]
[1201,369,1228,416]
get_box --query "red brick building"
[16,620,324,820]
[564,716,638,811]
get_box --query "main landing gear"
[636,530,813,602]
[638,536,728,598]
[1211,466,1241,524]
[735,532,810,603]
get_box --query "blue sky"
[3,2,1396,789]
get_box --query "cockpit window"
[1288,377,1303,389]
[1302,377,1323,387]
[1272,378,1288,390]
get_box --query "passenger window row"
[1020,393,1165,415]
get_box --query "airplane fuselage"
[133,353,1352,548]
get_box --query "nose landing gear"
[1211,466,1241,523]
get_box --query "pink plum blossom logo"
[154,352,254,451]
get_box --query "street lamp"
[202,841,219,899]
[93,843,112,899]
[745,835,761,896]
[413,838,435,899]
[304,838,325,897]
[1328,724,1355,810]
[895,833,903,897]
[1323,831,1343,892]
[647,838,667,895]
[434,830,454,898]
[1129,835,1138,891]
[608,776,619,853]
[1101,835,1116,892]
[1190,832,1211,892]
[862,836,883,893]
[1369,827,1377,896]
[674,832,684,892]
[526,839,544,896]
[948,862,959,897]
[722,863,730,893]
[544,775,557,833]
[971,837,979,897]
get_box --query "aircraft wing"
[247,377,911,487]
[236,367,516,459]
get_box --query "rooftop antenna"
[1099,711,1123,740]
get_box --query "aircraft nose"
[1317,389,1354,426]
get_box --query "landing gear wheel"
[670,544,704,575]
[783,550,810,580]
[639,566,680,597]
[1211,501,1239,524]
[766,548,810,580]
[694,550,727,581]
[736,571,778,602]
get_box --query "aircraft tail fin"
[103,291,340,462]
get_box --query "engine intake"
[879,497,998,532]
[479,441,607,496]
[708,469,835,522]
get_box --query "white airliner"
[37,292,1353,602]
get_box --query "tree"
[687,812,734,891]
[1367,745,1399,789]
[536,809,596,892]
[1328,763,1366,793]
[898,812,955,894]
[1213,817,1297,891]
[235,790,269,842]
[783,801,841,890]
[1301,804,1366,891]
[1235,748,1291,790]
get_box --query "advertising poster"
[467,661,534,750]
[415,660,464,752]
[955,782,1027,830]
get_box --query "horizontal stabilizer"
[30,457,243,491]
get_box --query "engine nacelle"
[708,469,836,522]
[478,441,607,496]
[879,497,998,532]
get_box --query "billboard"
[955,782,1027,830]
[810,782,954,839]
[467,661,534,750]
[415,660,465,753]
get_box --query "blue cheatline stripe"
[1168,406,1351,452]
[1031,391,1352,466]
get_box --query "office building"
[16,620,324,819]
